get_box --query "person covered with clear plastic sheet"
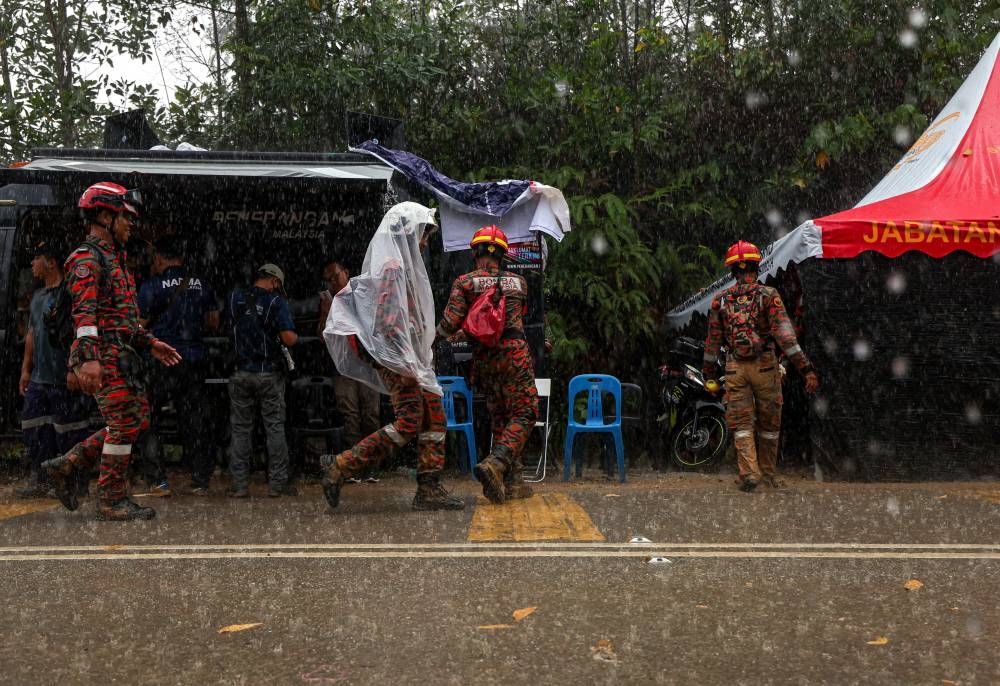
[320,202,464,512]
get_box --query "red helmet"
[470,224,509,256]
[78,182,142,216]
[724,240,761,268]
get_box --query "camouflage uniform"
[55,236,156,507]
[437,267,539,497]
[703,279,814,486]
[337,366,446,475]
[333,264,446,476]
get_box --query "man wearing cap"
[16,241,92,498]
[225,263,298,497]
[137,235,220,496]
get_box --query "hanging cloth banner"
[351,140,571,252]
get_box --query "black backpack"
[44,240,110,350]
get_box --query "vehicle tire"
[669,409,729,470]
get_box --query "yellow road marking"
[467,492,605,542]
[0,501,58,522]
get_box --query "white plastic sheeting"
[323,202,442,396]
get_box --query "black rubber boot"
[320,453,347,510]
[412,472,465,511]
[474,444,512,505]
[97,498,156,521]
[41,455,80,511]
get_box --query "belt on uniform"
[102,330,139,348]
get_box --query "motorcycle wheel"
[669,409,729,470]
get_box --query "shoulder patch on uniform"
[773,295,784,308]
[74,264,90,279]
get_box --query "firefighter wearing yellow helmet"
[703,240,819,492]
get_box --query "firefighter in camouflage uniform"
[702,240,819,492]
[436,225,539,505]
[43,182,181,521]
[320,202,464,512]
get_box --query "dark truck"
[0,147,546,462]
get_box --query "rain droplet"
[765,208,784,228]
[812,396,829,418]
[893,125,913,147]
[908,7,927,29]
[822,336,839,355]
[852,338,872,361]
[965,403,982,424]
[899,28,918,48]
[886,271,907,294]
[886,495,900,516]
[591,233,609,255]
[786,49,801,67]
[891,356,910,379]
[554,81,568,99]
[745,91,768,110]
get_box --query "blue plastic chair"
[563,374,625,482]
[438,376,477,476]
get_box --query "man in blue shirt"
[226,263,298,497]
[17,241,93,498]
[137,235,220,495]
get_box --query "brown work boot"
[762,475,787,489]
[97,498,156,521]
[738,476,758,493]
[503,461,534,499]
[320,452,348,509]
[412,473,465,511]
[41,455,81,511]
[474,445,512,505]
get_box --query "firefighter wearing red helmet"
[436,225,539,504]
[43,182,181,521]
[703,240,819,492]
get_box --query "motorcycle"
[657,337,730,470]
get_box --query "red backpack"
[720,286,766,360]
[462,276,506,347]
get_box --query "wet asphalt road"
[1,471,998,685]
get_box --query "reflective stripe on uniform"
[77,326,99,338]
[758,431,780,441]
[418,431,446,443]
[54,419,92,434]
[383,424,408,446]
[782,343,802,357]
[733,430,753,439]
[102,442,132,455]
[21,415,54,430]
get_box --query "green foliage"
[2,0,996,377]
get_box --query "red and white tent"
[668,32,1000,329]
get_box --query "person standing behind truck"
[225,264,298,498]
[137,235,220,496]
[16,241,92,499]
[42,182,182,521]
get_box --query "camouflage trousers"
[724,352,783,483]
[336,367,445,476]
[64,351,150,505]
[474,339,539,457]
